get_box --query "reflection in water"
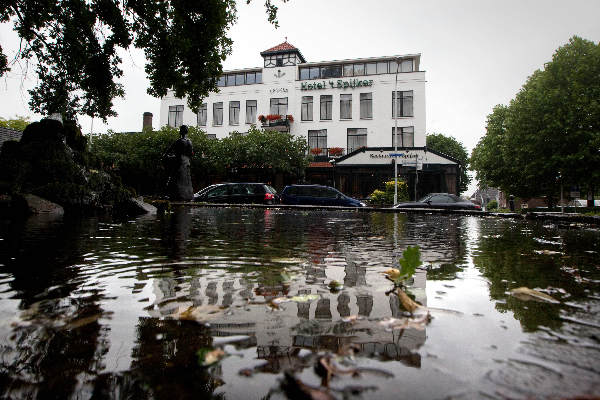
[0,209,598,399]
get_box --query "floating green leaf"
[397,246,422,282]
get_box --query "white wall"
[160,61,426,151]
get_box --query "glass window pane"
[320,65,342,79]
[309,67,320,79]
[320,95,332,120]
[245,72,255,84]
[226,74,235,86]
[365,62,377,75]
[340,94,352,119]
[235,74,245,85]
[245,100,257,124]
[343,64,353,77]
[255,71,262,83]
[213,102,223,125]
[300,68,310,80]
[389,60,399,73]
[353,63,365,76]
[217,76,226,87]
[377,61,388,74]
[401,59,413,72]
[197,104,207,126]
[360,92,372,119]
[301,96,313,121]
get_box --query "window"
[392,126,414,147]
[270,97,288,116]
[320,95,332,120]
[245,100,257,124]
[226,74,235,86]
[308,129,327,155]
[299,66,321,80]
[392,90,413,117]
[255,71,262,83]
[401,59,413,72]
[365,62,377,75]
[360,93,372,119]
[213,102,223,126]
[340,94,352,120]
[347,128,367,153]
[276,55,284,66]
[389,58,414,73]
[301,96,313,121]
[320,65,342,79]
[168,105,184,128]
[246,72,256,84]
[217,76,226,87]
[343,64,354,77]
[229,101,240,125]
[235,73,245,85]
[197,104,207,127]
[377,61,388,74]
[299,68,310,80]
[353,63,365,76]
[206,133,217,140]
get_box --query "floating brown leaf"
[510,287,559,304]
[397,288,420,313]
[169,305,223,321]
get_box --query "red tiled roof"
[263,41,298,53]
[308,162,333,168]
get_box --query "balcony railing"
[309,147,346,162]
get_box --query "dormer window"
[261,41,306,68]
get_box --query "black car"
[394,193,481,210]
[280,184,366,207]
[193,183,279,204]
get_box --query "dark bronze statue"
[163,125,194,201]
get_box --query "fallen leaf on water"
[169,305,224,321]
[290,294,320,303]
[510,287,559,304]
[271,257,305,264]
[197,348,225,367]
[383,268,401,281]
[64,313,102,330]
[533,250,562,255]
[397,289,420,314]
[281,371,336,400]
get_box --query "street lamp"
[393,57,400,205]
[330,159,336,189]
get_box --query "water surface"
[0,208,598,399]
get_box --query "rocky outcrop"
[13,194,65,216]
[0,118,143,216]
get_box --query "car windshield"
[417,195,432,202]
[266,185,277,194]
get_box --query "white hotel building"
[159,42,459,198]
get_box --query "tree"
[0,115,30,131]
[0,0,287,120]
[426,133,471,194]
[470,36,600,203]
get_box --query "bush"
[369,179,409,205]
[486,199,498,210]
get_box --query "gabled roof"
[260,41,306,63]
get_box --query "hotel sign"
[301,79,374,90]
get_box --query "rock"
[15,194,64,216]
[127,197,157,215]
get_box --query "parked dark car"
[193,183,279,204]
[280,185,366,207]
[394,193,481,210]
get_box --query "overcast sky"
[1,0,599,192]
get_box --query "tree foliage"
[0,0,286,120]
[90,126,309,195]
[0,115,30,131]
[426,132,471,194]
[470,36,600,201]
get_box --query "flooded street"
[0,208,599,399]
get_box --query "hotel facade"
[159,42,460,199]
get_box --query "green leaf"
[397,246,422,281]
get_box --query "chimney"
[143,112,153,131]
